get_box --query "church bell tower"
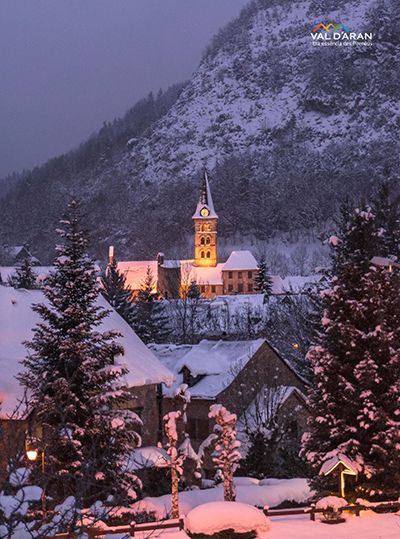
[193,170,218,267]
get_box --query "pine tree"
[302,205,400,499]
[133,266,170,344]
[208,404,241,502]
[19,200,140,507]
[100,257,134,324]
[8,257,37,289]
[255,256,273,303]
[371,180,400,258]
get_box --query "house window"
[200,285,206,293]
[188,418,210,440]
[211,285,216,293]
[238,283,243,293]
[248,283,253,292]
[228,271,233,279]
[228,284,233,292]
[238,271,243,279]
[248,271,253,278]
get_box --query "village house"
[0,285,174,480]
[0,244,40,266]
[150,339,309,474]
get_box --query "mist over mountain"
[1,0,399,264]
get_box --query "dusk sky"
[0,0,248,179]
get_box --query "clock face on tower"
[200,207,210,217]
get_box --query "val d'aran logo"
[310,22,373,47]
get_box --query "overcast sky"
[0,0,248,178]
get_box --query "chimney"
[108,245,114,266]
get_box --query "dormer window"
[181,366,206,388]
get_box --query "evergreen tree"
[8,257,37,289]
[371,180,400,258]
[100,257,134,323]
[303,206,400,499]
[255,256,273,303]
[133,266,170,344]
[19,200,140,507]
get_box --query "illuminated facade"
[193,171,218,267]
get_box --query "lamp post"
[26,440,46,517]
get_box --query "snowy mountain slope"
[128,0,399,183]
[0,0,399,262]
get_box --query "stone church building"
[115,171,259,299]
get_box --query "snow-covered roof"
[278,274,323,294]
[192,170,218,219]
[117,260,158,292]
[0,286,174,418]
[127,446,170,471]
[222,251,258,271]
[187,263,225,286]
[320,453,361,476]
[150,339,265,399]
[371,256,400,269]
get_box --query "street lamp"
[25,438,46,517]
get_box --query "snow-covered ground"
[105,512,400,539]
[267,512,400,539]
[132,478,311,519]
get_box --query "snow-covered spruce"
[302,204,400,498]
[131,265,170,344]
[19,199,141,513]
[100,256,135,325]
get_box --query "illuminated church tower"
[193,170,218,267]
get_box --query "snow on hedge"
[186,501,270,538]
[132,478,311,519]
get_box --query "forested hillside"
[1,0,399,263]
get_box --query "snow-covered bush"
[209,405,241,502]
[315,496,347,522]
[186,501,270,539]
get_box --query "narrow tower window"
[206,251,211,259]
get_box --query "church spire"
[193,169,218,219]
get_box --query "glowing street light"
[26,449,39,462]
[25,437,46,517]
